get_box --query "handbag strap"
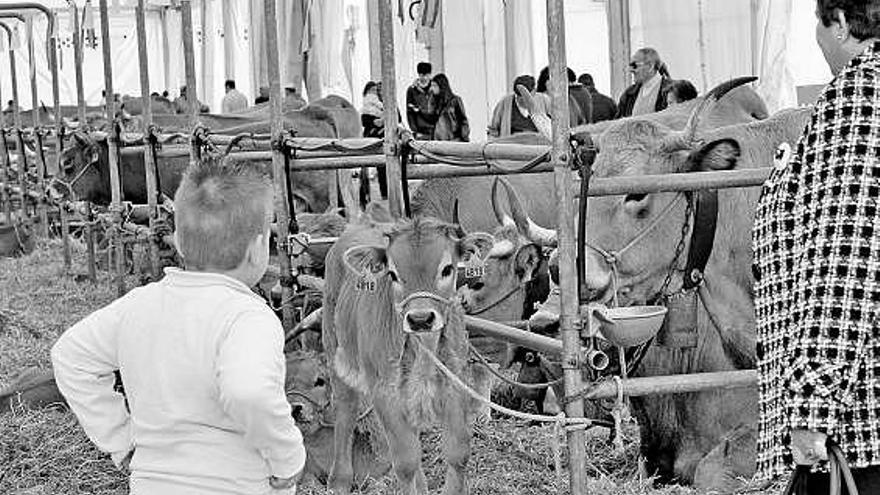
[828,441,859,495]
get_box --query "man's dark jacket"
[617,77,673,118]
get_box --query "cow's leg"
[441,388,472,495]
[328,378,358,494]
[374,396,427,495]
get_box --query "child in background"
[51,157,305,494]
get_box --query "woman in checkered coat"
[753,1,880,492]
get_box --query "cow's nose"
[405,310,436,332]
[290,404,304,418]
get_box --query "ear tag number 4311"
[464,257,485,280]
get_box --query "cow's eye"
[624,193,648,203]
[388,270,400,283]
[441,264,454,278]
[314,377,326,387]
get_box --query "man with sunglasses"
[617,47,673,118]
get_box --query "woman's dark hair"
[817,0,880,40]
[669,79,698,103]
[431,73,455,108]
[536,66,576,93]
[362,81,378,96]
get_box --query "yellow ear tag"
[464,255,486,280]
[355,270,378,293]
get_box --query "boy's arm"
[50,305,132,467]
[217,310,306,479]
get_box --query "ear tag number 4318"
[356,270,378,293]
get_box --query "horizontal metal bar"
[582,369,757,399]
[465,316,565,356]
[410,139,549,162]
[407,163,554,180]
[585,169,770,197]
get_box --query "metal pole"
[136,0,161,280]
[583,370,757,400]
[7,21,28,225]
[181,0,200,167]
[99,0,126,296]
[264,0,296,334]
[377,0,404,218]
[606,0,631,99]
[546,1,587,493]
[25,17,49,236]
[0,23,12,225]
[71,1,86,125]
[43,11,69,270]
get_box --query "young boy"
[51,158,305,494]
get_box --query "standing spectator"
[430,73,469,141]
[566,68,594,124]
[753,0,880,491]
[360,81,384,138]
[221,79,248,114]
[254,86,270,105]
[578,73,618,122]
[666,79,699,106]
[174,86,209,114]
[536,66,587,126]
[406,61,437,139]
[488,74,546,138]
[617,47,673,117]
[4,100,16,114]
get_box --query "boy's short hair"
[416,62,432,75]
[174,156,274,271]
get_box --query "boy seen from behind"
[51,157,305,494]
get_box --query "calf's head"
[343,217,493,334]
[51,132,107,203]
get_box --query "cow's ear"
[459,232,495,261]
[514,244,542,283]
[686,138,741,172]
[342,245,388,278]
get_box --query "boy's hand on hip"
[270,470,302,490]
[791,429,828,465]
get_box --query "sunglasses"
[629,61,646,69]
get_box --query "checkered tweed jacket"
[754,41,880,480]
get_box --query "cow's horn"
[490,178,516,227]
[495,177,557,247]
[453,199,466,238]
[660,76,758,153]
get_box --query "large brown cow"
[323,216,502,495]
[504,94,812,491]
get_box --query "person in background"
[430,73,470,142]
[221,79,248,114]
[283,87,307,111]
[666,79,699,106]
[361,81,384,138]
[566,68,594,124]
[254,86,270,105]
[753,0,880,492]
[617,47,673,117]
[51,156,306,494]
[488,74,544,138]
[406,61,437,139]
[174,86,209,114]
[578,73,618,122]
[536,66,587,126]
[4,100,16,114]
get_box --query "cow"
[499,84,812,492]
[323,216,503,495]
[50,96,361,212]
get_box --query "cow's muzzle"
[397,291,453,334]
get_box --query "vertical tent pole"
[377,0,404,219]
[264,0,295,333]
[181,0,200,165]
[0,23,12,225]
[546,1,588,493]
[606,0,631,99]
[136,0,161,280]
[25,16,49,236]
[98,0,126,296]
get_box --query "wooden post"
[546,1,588,493]
[0,22,12,225]
[72,2,87,125]
[99,0,126,296]
[25,17,49,236]
[43,12,70,270]
[264,0,296,333]
[366,0,381,81]
[181,0,200,166]
[377,0,404,219]
[136,0,162,281]
[606,0,631,99]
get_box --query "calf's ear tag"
[355,270,378,293]
[464,256,486,279]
